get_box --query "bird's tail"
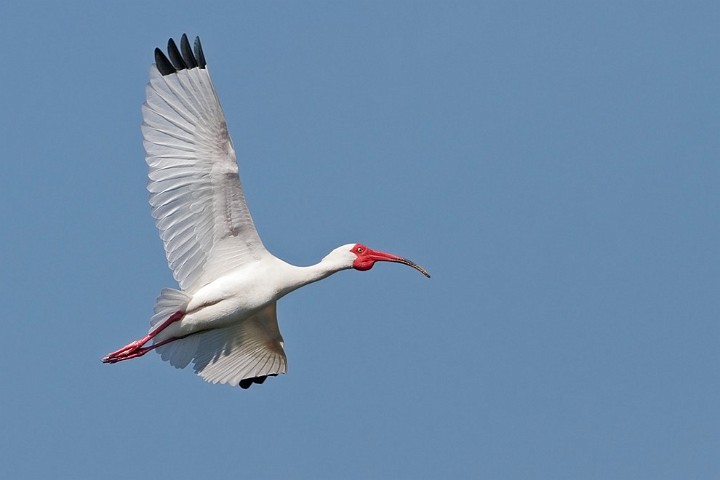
[149,288,190,332]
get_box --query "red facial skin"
[351,244,430,277]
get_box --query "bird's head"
[326,243,430,277]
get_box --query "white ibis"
[103,35,430,388]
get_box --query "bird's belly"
[153,273,277,342]
[153,297,263,343]
[184,300,254,332]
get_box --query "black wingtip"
[167,38,187,71]
[239,374,277,389]
[180,34,198,68]
[154,35,207,76]
[154,47,175,76]
[194,36,207,69]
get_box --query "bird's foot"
[103,311,185,364]
[102,339,150,363]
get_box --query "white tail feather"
[150,288,190,331]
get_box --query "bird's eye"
[356,247,364,253]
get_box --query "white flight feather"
[142,65,267,295]
[155,303,287,385]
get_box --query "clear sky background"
[1,1,718,479]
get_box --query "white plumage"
[143,57,264,294]
[103,35,430,389]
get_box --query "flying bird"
[103,35,430,388]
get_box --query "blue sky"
[1,1,718,478]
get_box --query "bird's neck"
[277,258,350,298]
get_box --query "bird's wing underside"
[142,35,267,294]
[155,302,287,388]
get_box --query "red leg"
[102,311,185,363]
[102,334,189,363]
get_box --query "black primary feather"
[155,35,207,76]
[240,376,265,389]
[194,36,207,69]
[167,38,187,71]
[239,374,277,389]
[154,48,175,76]
[180,34,198,68]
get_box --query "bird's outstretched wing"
[142,35,267,294]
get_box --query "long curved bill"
[368,249,431,278]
